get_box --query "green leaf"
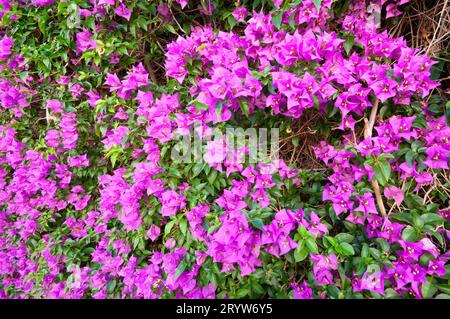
[405,194,424,209]
[165,221,176,236]
[85,15,96,30]
[110,152,119,168]
[324,235,337,248]
[239,99,250,118]
[298,225,308,237]
[312,0,322,12]
[207,169,218,185]
[19,71,28,82]
[361,244,369,258]
[436,284,450,295]
[180,219,188,235]
[335,233,354,243]
[192,163,203,178]
[288,13,296,29]
[379,160,391,183]
[379,105,390,120]
[390,213,413,225]
[168,167,183,179]
[236,288,249,298]
[294,245,309,262]
[421,213,444,225]
[401,226,420,242]
[431,230,444,246]
[412,211,424,229]
[164,24,178,35]
[250,218,264,230]
[343,35,355,55]
[251,282,265,296]
[405,151,414,167]
[38,16,48,36]
[107,279,117,294]
[227,15,237,29]
[192,100,208,112]
[305,238,319,254]
[272,11,283,29]
[421,278,437,299]
[373,159,391,186]
[339,242,355,256]
[289,0,304,6]
[175,262,186,280]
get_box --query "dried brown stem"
[144,59,159,85]
[364,98,388,218]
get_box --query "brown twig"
[426,0,449,54]
[143,58,159,85]
[364,98,388,218]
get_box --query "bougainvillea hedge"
[0,0,449,299]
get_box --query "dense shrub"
[0,0,449,299]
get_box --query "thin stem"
[364,98,388,218]
[426,0,449,53]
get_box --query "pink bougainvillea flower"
[157,3,171,22]
[384,185,404,206]
[423,145,449,170]
[250,189,270,208]
[361,271,385,295]
[437,209,450,221]
[232,6,248,23]
[47,99,63,113]
[311,253,338,286]
[68,154,89,168]
[59,112,78,150]
[427,259,446,276]
[114,4,132,21]
[204,139,226,164]
[105,72,122,92]
[86,90,101,108]
[292,281,313,299]
[98,0,115,5]
[64,218,87,238]
[69,83,84,98]
[57,75,71,85]
[45,129,60,148]
[399,241,424,262]
[304,211,328,237]
[332,197,353,216]
[29,0,55,6]
[76,29,97,53]
[147,224,161,241]
[176,0,189,9]
[0,35,13,59]
[102,126,129,148]
[354,193,377,215]
[159,189,186,216]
